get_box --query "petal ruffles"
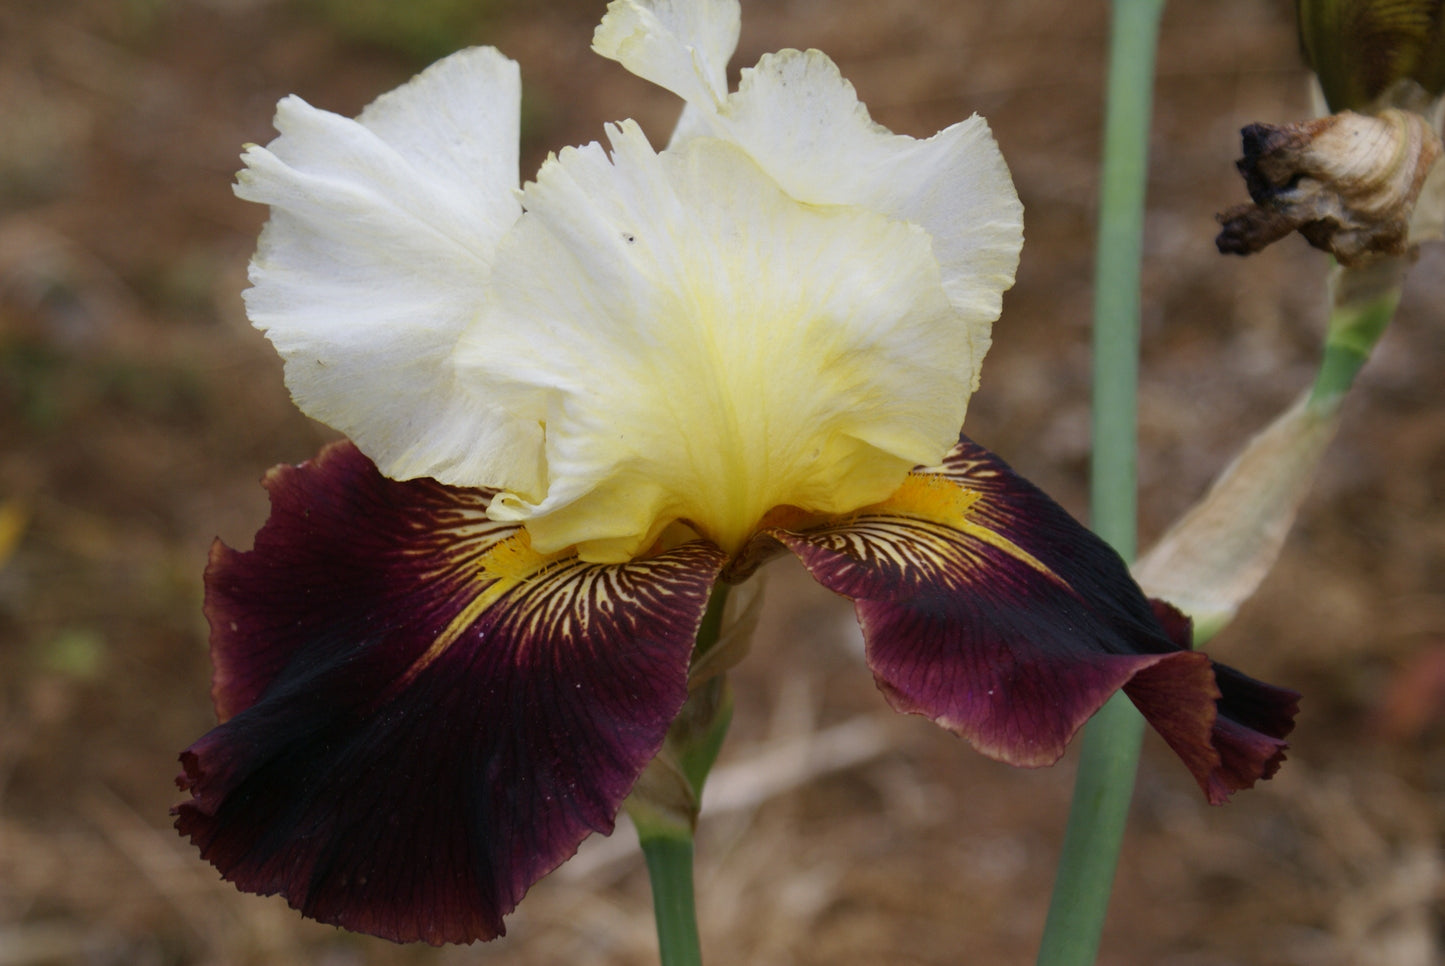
[591,0,738,108]
[594,0,1024,387]
[772,436,1297,804]
[459,122,962,562]
[237,48,541,494]
[175,443,725,943]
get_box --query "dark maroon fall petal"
[201,441,520,723]
[771,434,1298,801]
[1133,601,1297,804]
[175,442,726,944]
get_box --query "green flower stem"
[1036,692,1146,966]
[1037,1,1165,964]
[1310,258,1405,406]
[676,584,735,798]
[640,833,704,966]
[1086,0,1166,557]
[633,583,735,966]
[641,831,702,964]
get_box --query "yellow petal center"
[461,126,975,562]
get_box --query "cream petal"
[705,51,1023,382]
[592,0,740,110]
[598,15,1022,385]
[237,48,541,493]
[456,122,965,562]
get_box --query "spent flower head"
[1218,0,1445,262]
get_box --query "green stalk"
[1036,1,1165,963]
[640,834,704,966]
[632,584,734,966]
[1087,0,1164,556]
[1309,258,1405,406]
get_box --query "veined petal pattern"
[772,436,1296,800]
[177,443,726,943]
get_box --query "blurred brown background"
[2,0,1443,963]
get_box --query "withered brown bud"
[1216,107,1443,264]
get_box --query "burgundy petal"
[175,442,726,943]
[772,435,1297,802]
[1130,600,1297,803]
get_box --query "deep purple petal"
[175,442,726,944]
[772,435,1298,801]
[1131,601,1297,803]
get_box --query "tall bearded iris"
[175,0,1299,946]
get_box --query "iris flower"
[175,0,1299,946]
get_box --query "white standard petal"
[706,52,1023,387]
[453,122,965,563]
[592,0,740,110]
[237,47,542,493]
[597,10,1023,387]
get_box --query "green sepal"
[625,585,741,839]
[624,676,735,841]
[676,678,734,800]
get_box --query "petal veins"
[773,435,1298,800]
[179,442,726,943]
